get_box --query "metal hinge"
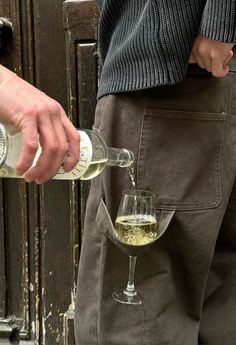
[0,318,29,343]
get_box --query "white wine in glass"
[112,189,158,305]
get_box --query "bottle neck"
[106,147,134,167]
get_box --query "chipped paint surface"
[0,1,99,344]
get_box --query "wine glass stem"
[125,255,138,296]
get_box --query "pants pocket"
[138,108,226,210]
[96,198,175,255]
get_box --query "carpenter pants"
[75,57,236,345]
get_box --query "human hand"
[0,65,80,184]
[189,35,234,77]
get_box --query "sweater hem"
[97,74,187,100]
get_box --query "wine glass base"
[112,290,142,305]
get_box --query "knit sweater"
[96,0,236,99]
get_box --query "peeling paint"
[44,311,52,322]
[31,320,35,334]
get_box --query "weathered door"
[0,1,98,344]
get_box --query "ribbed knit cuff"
[199,0,236,43]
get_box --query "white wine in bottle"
[0,124,134,181]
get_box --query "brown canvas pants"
[74,57,236,345]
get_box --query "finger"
[212,56,230,77]
[15,119,39,176]
[24,116,61,183]
[224,50,234,66]
[33,107,73,183]
[49,105,69,162]
[222,64,230,77]
[60,114,80,172]
[200,55,212,72]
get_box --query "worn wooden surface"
[0,0,99,344]
[64,0,99,242]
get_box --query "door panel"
[0,0,99,344]
[0,1,30,343]
[64,0,99,235]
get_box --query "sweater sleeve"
[199,0,236,43]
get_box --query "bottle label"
[75,130,93,177]
[0,124,8,168]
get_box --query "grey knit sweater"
[96,0,236,99]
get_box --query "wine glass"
[112,189,158,305]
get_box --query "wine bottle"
[0,123,134,180]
